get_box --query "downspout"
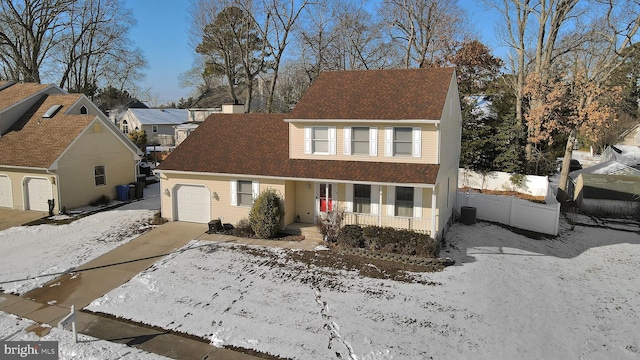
[46,169,61,214]
[379,186,383,227]
[431,189,437,238]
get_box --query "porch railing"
[343,212,432,236]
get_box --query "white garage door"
[0,175,12,208]
[25,177,52,211]
[174,184,211,223]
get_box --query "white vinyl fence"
[457,191,560,236]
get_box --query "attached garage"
[24,177,52,211]
[173,184,211,223]
[0,175,11,208]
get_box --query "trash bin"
[460,206,477,225]
[128,184,135,201]
[116,185,129,201]
[134,181,145,199]
[136,175,147,186]
[208,219,223,233]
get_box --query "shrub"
[337,224,365,248]
[315,208,344,243]
[357,226,440,258]
[249,189,283,238]
[230,218,255,238]
[90,195,110,206]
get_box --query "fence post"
[508,196,515,226]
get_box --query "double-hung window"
[122,120,129,134]
[231,180,260,206]
[94,165,106,187]
[352,127,370,155]
[385,127,421,157]
[395,186,414,217]
[393,127,413,156]
[152,125,158,133]
[237,180,253,206]
[353,184,371,213]
[304,126,336,155]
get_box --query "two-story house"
[155,67,461,239]
[0,81,142,213]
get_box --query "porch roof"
[157,113,440,185]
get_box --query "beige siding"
[289,122,438,164]
[284,180,296,225]
[160,174,287,226]
[294,181,315,223]
[0,169,57,211]
[57,120,137,209]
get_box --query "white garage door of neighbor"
[0,175,12,208]
[175,184,211,223]
[25,177,52,211]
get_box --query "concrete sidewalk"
[2,221,265,359]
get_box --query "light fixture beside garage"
[163,188,170,197]
[212,192,219,201]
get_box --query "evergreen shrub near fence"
[336,224,440,258]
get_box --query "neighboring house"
[599,144,640,167]
[567,160,640,199]
[155,68,461,239]
[176,104,246,146]
[573,173,640,216]
[0,81,142,213]
[119,108,188,146]
[618,124,640,146]
[174,123,200,147]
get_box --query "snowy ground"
[0,183,160,294]
[0,311,168,359]
[87,217,640,360]
[2,178,639,359]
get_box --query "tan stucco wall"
[288,122,438,164]
[56,120,137,210]
[0,168,57,211]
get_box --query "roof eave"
[284,119,441,124]
[154,169,436,188]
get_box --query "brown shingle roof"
[288,67,455,120]
[157,114,439,184]
[0,94,94,168]
[0,83,52,111]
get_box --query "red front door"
[319,184,333,212]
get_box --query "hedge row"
[337,224,440,258]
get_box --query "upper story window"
[304,126,336,155]
[152,125,158,133]
[94,165,106,187]
[344,127,377,156]
[80,105,88,114]
[384,127,421,158]
[394,127,412,156]
[122,120,129,134]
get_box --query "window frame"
[351,127,370,156]
[122,120,129,134]
[237,180,253,207]
[353,184,371,214]
[394,186,414,217]
[94,165,106,187]
[393,127,413,156]
[312,126,330,154]
[152,125,158,133]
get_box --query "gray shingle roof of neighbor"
[129,108,188,125]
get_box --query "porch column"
[431,189,437,237]
[379,186,383,227]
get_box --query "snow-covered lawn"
[87,218,640,360]
[0,184,160,294]
[0,311,168,359]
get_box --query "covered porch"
[283,180,436,237]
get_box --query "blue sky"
[126,0,502,105]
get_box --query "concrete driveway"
[0,208,47,231]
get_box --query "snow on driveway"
[87,219,640,360]
[0,183,160,295]
[0,311,169,359]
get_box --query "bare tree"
[380,0,467,68]
[0,0,72,82]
